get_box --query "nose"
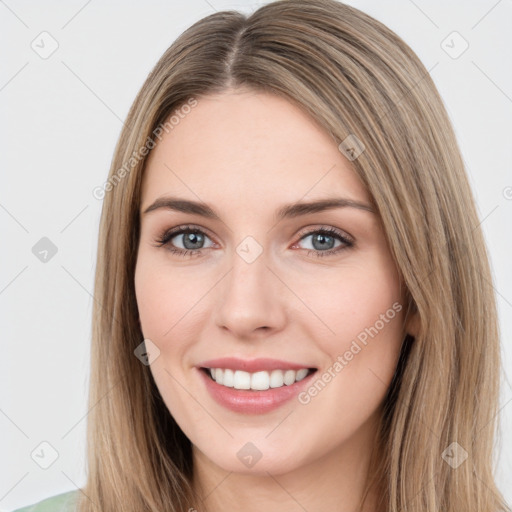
[213,248,287,339]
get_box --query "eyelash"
[153,224,354,259]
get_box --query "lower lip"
[197,368,316,414]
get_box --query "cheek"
[297,277,404,427]
[299,257,403,348]
[295,258,404,405]
[135,274,165,342]
[134,256,195,341]
[134,258,206,427]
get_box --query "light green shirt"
[12,490,79,512]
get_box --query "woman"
[15,0,509,511]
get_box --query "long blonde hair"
[78,1,509,511]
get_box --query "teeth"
[283,369,296,385]
[207,368,312,390]
[296,368,309,381]
[251,371,269,390]
[223,368,234,387]
[269,369,284,388]
[233,370,251,390]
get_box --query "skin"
[135,88,418,512]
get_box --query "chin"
[193,440,306,476]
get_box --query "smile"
[203,367,315,390]
[196,357,319,414]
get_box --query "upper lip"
[197,357,316,373]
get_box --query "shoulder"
[12,490,80,512]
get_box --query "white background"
[1,0,511,509]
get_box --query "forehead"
[141,89,370,212]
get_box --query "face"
[135,88,412,477]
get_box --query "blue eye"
[296,227,353,257]
[154,225,214,257]
[154,225,353,258]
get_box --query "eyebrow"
[142,196,375,220]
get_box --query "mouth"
[200,366,318,391]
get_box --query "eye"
[154,225,215,257]
[293,227,354,258]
